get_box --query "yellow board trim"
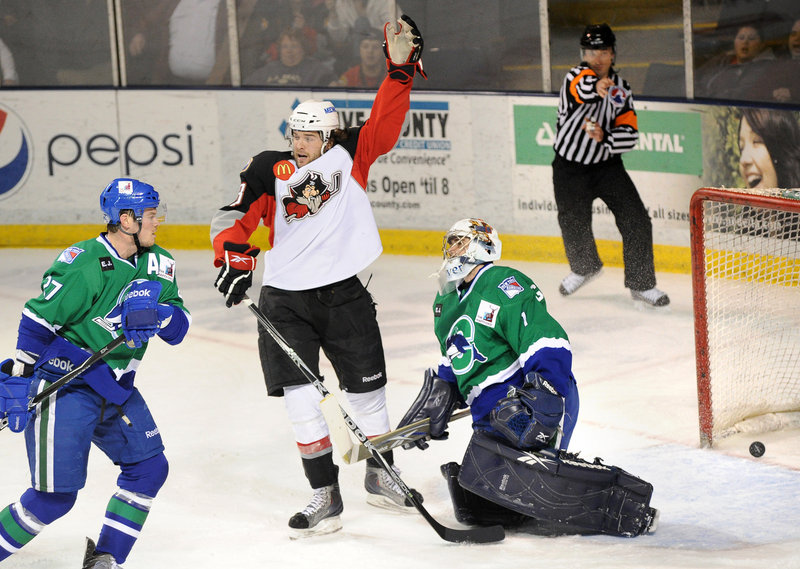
[0,224,690,274]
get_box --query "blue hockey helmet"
[100,178,160,224]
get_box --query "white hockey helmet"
[436,218,502,293]
[286,100,341,147]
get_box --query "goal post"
[690,187,800,447]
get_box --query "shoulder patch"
[240,157,254,173]
[498,275,525,299]
[58,247,84,264]
[475,299,500,328]
[434,303,443,318]
[99,256,114,271]
[273,160,295,180]
[146,252,176,282]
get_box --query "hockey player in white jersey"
[210,15,427,538]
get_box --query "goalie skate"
[288,483,343,539]
[365,465,423,511]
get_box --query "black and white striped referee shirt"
[553,64,639,165]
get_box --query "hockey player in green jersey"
[401,217,578,451]
[0,178,191,567]
[398,219,658,537]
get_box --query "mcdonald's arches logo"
[273,160,295,180]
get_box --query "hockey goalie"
[397,218,658,537]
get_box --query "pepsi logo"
[0,104,33,201]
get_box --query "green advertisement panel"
[514,105,703,176]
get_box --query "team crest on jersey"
[58,246,84,264]
[445,316,487,375]
[498,276,524,299]
[282,170,340,222]
[475,300,500,329]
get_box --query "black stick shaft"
[28,335,127,409]
[241,296,504,544]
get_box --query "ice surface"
[0,249,798,569]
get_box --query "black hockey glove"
[396,368,464,450]
[383,14,427,82]
[215,242,260,308]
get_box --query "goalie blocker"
[443,432,658,537]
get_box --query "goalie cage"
[690,187,800,447]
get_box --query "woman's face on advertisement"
[739,115,779,189]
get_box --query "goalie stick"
[241,296,504,544]
[1,336,127,433]
[321,403,471,464]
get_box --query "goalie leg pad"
[457,432,657,537]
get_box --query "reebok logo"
[145,427,160,439]
[47,358,74,372]
[362,372,383,383]
[125,289,152,300]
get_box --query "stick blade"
[436,521,505,544]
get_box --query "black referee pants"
[552,155,656,291]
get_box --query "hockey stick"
[323,406,471,464]
[241,296,504,544]
[2,336,126,433]
[28,335,127,409]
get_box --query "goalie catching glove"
[489,372,564,450]
[214,241,261,307]
[396,368,464,450]
[383,14,427,82]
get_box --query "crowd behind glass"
[0,0,798,105]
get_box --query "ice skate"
[630,287,670,307]
[365,464,423,511]
[82,538,121,569]
[288,483,343,539]
[559,269,602,296]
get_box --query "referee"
[551,23,669,307]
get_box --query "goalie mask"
[286,100,342,150]
[436,218,502,294]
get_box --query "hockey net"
[690,187,800,447]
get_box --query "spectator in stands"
[262,0,334,70]
[330,26,385,87]
[695,22,775,101]
[244,27,335,86]
[789,17,800,59]
[759,17,800,103]
[0,37,17,86]
[324,0,397,72]
[738,108,800,190]
[123,0,229,86]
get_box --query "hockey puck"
[749,441,765,457]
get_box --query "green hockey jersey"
[433,263,577,442]
[20,234,189,402]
